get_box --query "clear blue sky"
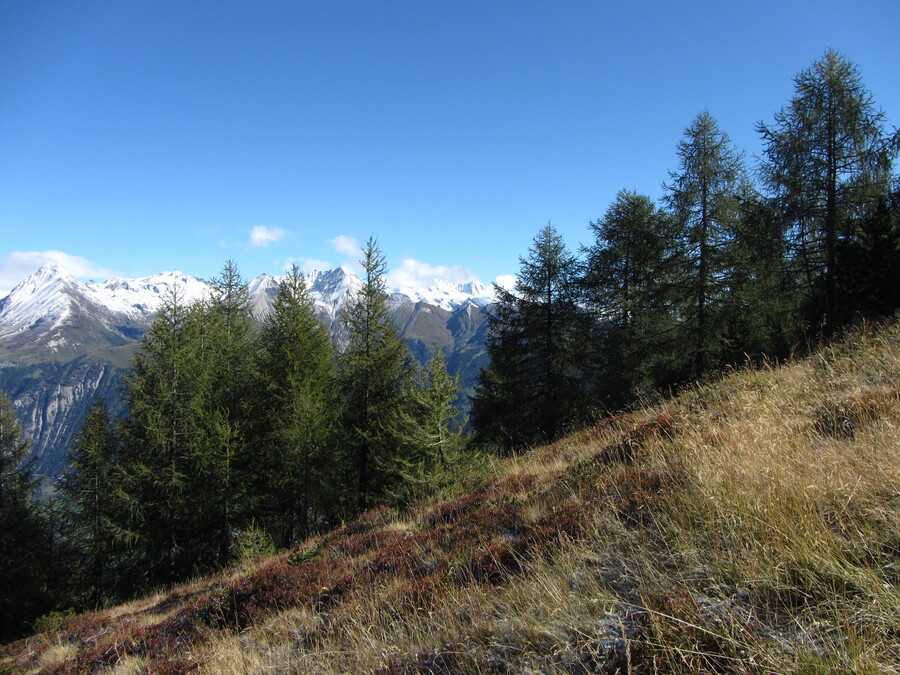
[2,0,898,295]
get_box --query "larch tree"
[255,265,339,545]
[471,223,588,449]
[664,110,749,378]
[202,259,256,565]
[59,398,129,607]
[393,345,468,501]
[338,237,413,511]
[757,49,899,327]
[0,392,54,641]
[581,190,681,406]
[121,284,205,585]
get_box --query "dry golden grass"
[4,319,898,674]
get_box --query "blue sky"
[1,0,898,296]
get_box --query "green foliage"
[120,284,209,584]
[33,608,75,635]
[339,237,415,510]
[472,224,589,449]
[234,522,276,562]
[581,190,683,406]
[254,264,341,544]
[59,398,131,606]
[664,110,750,378]
[391,345,470,503]
[758,49,899,328]
[0,392,56,641]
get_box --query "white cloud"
[386,258,480,289]
[328,234,363,258]
[494,274,518,291]
[0,250,115,297]
[283,257,333,274]
[249,225,288,248]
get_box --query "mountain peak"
[25,262,79,288]
[0,264,87,341]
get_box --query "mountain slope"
[4,320,897,673]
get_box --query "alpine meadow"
[1,49,899,674]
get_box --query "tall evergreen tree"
[0,392,54,641]
[392,345,468,501]
[121,284,205,585]
[722,192,798,362]
[664,110,748,378]
[59,399,129,607]
[758,49,899,328]
[338,238,413,510]
[255,265,339,545]
[843,186,900,316]
[472,224,588,449]
[581,190,681,406]
[202,260,256,565]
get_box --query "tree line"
[0,239,468,641]
[471,49,899,450]
[1,49,897,642]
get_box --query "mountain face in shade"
[0,264,496,478]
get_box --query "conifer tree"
[758,49,899,327]
[0,392,54,641]
[202,260,256,565]
[393,345,468,500]
[338,238,413,510]
[472,224,588,449]
[581,190,680,406]
[60,398,129,606]
[665,111,748,378]
[121,284,204,584]
[255,265,339,545]
[722,192,798,362]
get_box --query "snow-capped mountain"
[0,265,211,353]
[86,271,211,320]
[390,278,492,311]
[0,263,495,478]
[0,264,494,345]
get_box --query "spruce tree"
[758,49,899,328]
[472,224,588,449]
[338,238,413,511]
[255,265,339,545]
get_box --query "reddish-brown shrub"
[424,491,491,527]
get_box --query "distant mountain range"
[0,263,496,478]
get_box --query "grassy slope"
[3,320,898,674]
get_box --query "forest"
[1,49,898,643]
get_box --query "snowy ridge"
[390,278,492,310]
[0,263,81,339]
[86,271,211,319]
[0,263,496,341]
